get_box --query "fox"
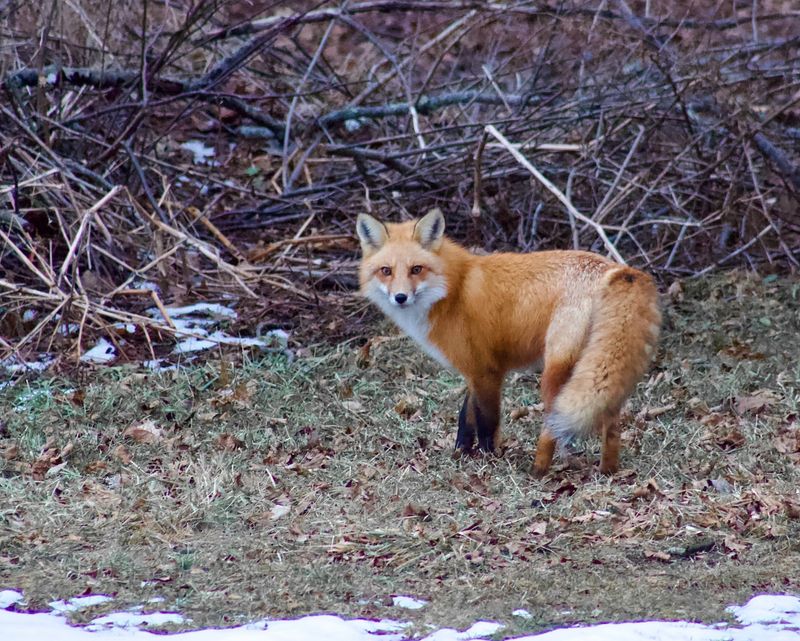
[356,208,661,476]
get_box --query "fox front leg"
[455,380,501,453]
[455,392,476,452]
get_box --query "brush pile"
[1,1,799,363]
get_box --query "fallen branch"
[203,0,795,41]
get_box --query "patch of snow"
[153,303,238,320]
[345,118,363,132]
[513,609,534,620]
[142,359,179,372]
[114,323,137,334]
[49,595,113,613]
[0,590,23,609]
[87,610,186,630]
[1,355,55,374]
[260,328,290,348]
[728,594,800,626]
[142,303,290,356]
[46,72,58,84]
[2,591,796,641]
[173,337,219,354]
[181,140,219,166]
[22,309,37,322]
[423,620,504,641]
[58,323,80,336]
[135,280,161,293]
[511,619,800,640]
[393,595,427,610]
[80,337,116,364]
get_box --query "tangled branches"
[1,0,799,361]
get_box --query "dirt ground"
[1,271,799,634]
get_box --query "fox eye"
[380,266,392,276]
[410,265,423,275]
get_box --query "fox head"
[356,208,449,313]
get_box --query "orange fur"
[357,210,661,475]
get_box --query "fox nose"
[394,293,408,305]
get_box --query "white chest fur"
[375,299,452,369]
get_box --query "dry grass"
[1,271,799,633]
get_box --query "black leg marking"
[475,401,497,452]
[455,392,476,452]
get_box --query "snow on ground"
[1,589,799,641]
[145,302,290,358]
[80,337,116,364]
[49,595,114,613]
[0,302,291,375]
[181,140,219,166]
[392,595,428,610]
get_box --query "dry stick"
[282,13,338,190]
[150,291,176,330]
[471,129,488,218]
[485,125,626,264]
[593,125,645,224]
[0,168,59,194]
[663,223,689,270]
[248,235,353,262]
[73,299,91,363]
[0,226,55,287]
[752,132,800,191]
[565,169,579,250]
[188,207,246,262]
[743,145,800,266]
[138,202,258,298]
[57,185,122,287]
[695,225,773,277]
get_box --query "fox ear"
[356,213,388,254]
[413,208,445,250]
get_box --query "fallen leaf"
[216,433,245,451]
[527,521,548,536]
[123,419,162,444]
[666,280,684,302]
[510,406,529,421]
[112,445,132,464]
[2,443,20,460]
[785,501,800,520]
[735,390,779,415]
[644,549,671,562]
[84,460,108,474]
[715,429,746,450]
[394,395,421,419]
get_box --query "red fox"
[357,208,661,476]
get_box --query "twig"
[471,129,488,218]
[485,125,626,263]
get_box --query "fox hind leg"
[599,414,620,474]
[533,360,575,477]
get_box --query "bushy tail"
[547,267,661,443]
